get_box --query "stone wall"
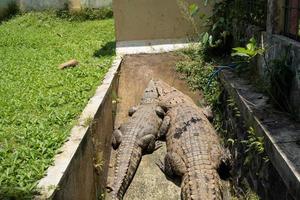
[81,0,112,8]
[264,34,300,118]
[257,0,300,118]
[219,70,300,200]
[18,0,68,11]
[219,83,295,200]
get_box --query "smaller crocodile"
[154,80,231,200]
[108,80,165,200]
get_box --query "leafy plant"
[185,0,267,57]
[242,127,267,166]
[230,37,265,74]
[231,37,265,60]
[187,1,233,55]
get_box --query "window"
[284,0,300,40]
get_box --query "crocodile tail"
[111,141,142,200]
[181,168,222,200]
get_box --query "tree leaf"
[189,4,199,17]
[202,32,209,44]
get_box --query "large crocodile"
[155,80,230,200]
[108,80,165,200]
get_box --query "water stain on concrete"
[106,53,203,200]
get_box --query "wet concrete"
[106,53,203,200]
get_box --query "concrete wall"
[113,0,214,42]
[263,34,300,117]
[81,0,112,8]
[18,0,68,11]
[261,0,300,118]
[220,71,300,200]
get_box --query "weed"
[242,127,267,166]
[0,12,114,198]
[83,116,94,127]
[94,151,104,175]
[176,46,221,108]
[56,7,113,21]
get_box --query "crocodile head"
[141,80,159,104]
[154,80,193,109]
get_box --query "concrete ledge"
[220,71,300,200]
[35,57,122,200]
[116,39,196,55]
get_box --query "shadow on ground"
[94,41,116,57]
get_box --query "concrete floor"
[106,53,203,200]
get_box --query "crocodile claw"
[154,141,163,150]
[106,184,113,193]
[156,159,165,173]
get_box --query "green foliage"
[188,3,199,17]
[187,0,267,56]
[242,127,267,166]
[232,37,265,60]
[231,37,265,73]
[56,7,113,21]
[176,46,221,107]
[0,12,114,198]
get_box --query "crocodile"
[154,80,231,200]
[108,80,165,200]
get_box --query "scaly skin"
[155,80,229,200]
[109,80,165,200]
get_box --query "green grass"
[0,12,115,198]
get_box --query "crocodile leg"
[210,145,232,170]
[157,152,186,178]
[112,129,122,150]
[138,134,156,153]
[158,116,170,140]
[203,105,213,122]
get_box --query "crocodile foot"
[106,183,113,193]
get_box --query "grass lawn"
[0,12,115,198]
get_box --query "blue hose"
[206,63,237,90]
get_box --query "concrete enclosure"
[113,0,213,42]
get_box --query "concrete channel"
[106,53,203,200]
[36,53,206,200]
